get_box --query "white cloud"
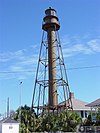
[61,35,100,58]
[10,66,24,71]
[63,44,93,58]
[0,34,100,80]
[0,47,38,80]
[88,39,100,52]
[17,55,38,66]
[0,49,25,62]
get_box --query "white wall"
[74,110,90,118]
[2,123,19,133]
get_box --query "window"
[9,126,13,129]
[85,111,87,118]
[81,111,84,118]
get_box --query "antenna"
[7,97,9,117]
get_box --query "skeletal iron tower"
[32,7,72,115]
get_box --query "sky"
[0,0,100,115]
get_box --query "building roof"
[70,98,91,111]
[0,117,19,124]
[0,117,19,133]
[60,92,91,111]
[86,98,100,107]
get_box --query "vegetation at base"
[83,107,100,126]
[36,110,82,132]
[13,105,82,132]
[14,105,37,132]
[13,105,100,132]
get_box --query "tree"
[83,107,100,126]
[36,110,82,132]
[96,107,100,125]
[14,105,37,132]
[14,106,82,132]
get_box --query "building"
[86,98,100,123]
[60,92,91,121]
[0,117,19,133]
[86,98,100,107]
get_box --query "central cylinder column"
[48,28,58,106]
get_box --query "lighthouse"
[32,7,72,115]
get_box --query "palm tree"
[36,110,82,132]
[14,105,37,132]
[14,106,82,132]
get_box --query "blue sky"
[0,0,100,115]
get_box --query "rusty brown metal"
[31,7,73,116]
[47,29,58,106]
[42,8,60,107]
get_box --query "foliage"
[36,110,82,132]
[83,113,93,126]
[83,107,100,126]
[14,106,82,132]
[14,105,37,133]
[96,108,100,123]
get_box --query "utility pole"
[19,81,22,123]
[7,97,9,117]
